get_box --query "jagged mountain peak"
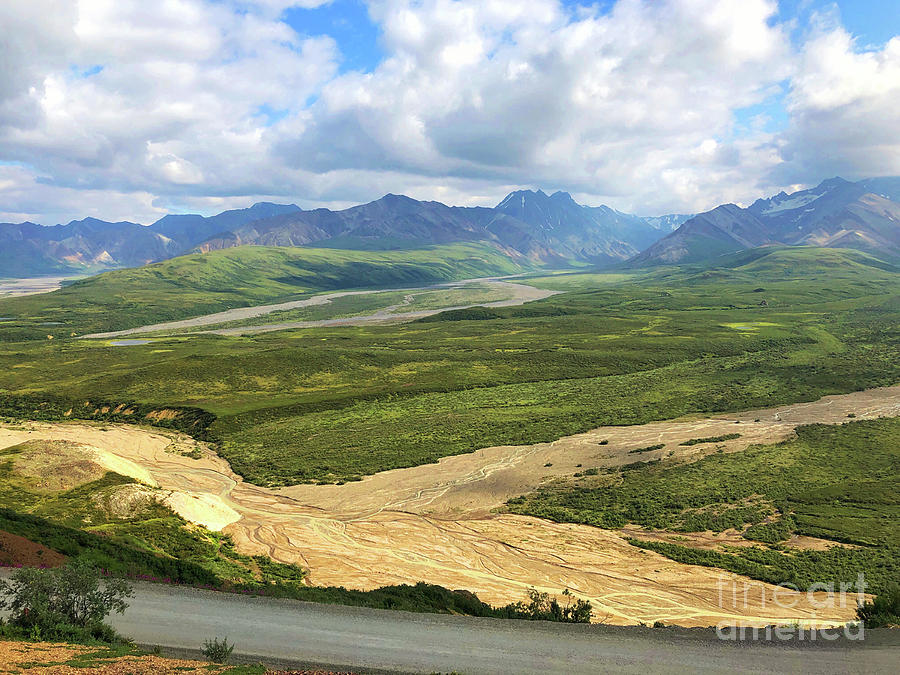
[632,176,900,267]
[496,188,561,209]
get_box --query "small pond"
[109,339,152,346]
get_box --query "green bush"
[856,583,900,627]
[504,588,592,623]
[0,559,132,643]
[629,443,665,454]
[202,636,235,663]
[679,433,741,446]
[744,517,796,544]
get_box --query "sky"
[0,0,898,225]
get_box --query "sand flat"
[2,384,898,627]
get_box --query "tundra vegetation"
[508,418,899,595]
[0,247,897,488]
[0,245,897,612]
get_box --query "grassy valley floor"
[0,246,897,626]
[0,247,898,486]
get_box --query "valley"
[7,5,900,669]
[80,278,557,338]
[0,242,897,636]
[2,382,897,627]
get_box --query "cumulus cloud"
[0,0,339,222]
[774,17,900,183]
[276,0,795,213]
[0,0,897,223]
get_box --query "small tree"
[0,559,132,636]
[514,588,592,623]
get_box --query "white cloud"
[0,0,897,224]
[277,0,794,213]
[0,164,164,224]
[774,18,900,183]
[0,0,338,220]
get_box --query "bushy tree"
[857,583,900,628]
[0,559,132,638]
[512,588,592,623]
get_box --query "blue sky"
[284,1,382,73]
[281,0,897,139]
[1,0,898,224]
[783,0,900,47]
[283,1,899,71]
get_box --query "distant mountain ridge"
[0,192,683,277]
[0,203,302,277]
[7,176,897,279]
[630,177,900,266]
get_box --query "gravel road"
[102,581,898,674]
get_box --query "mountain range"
[2,176,899,279]
[0,191,683,278]
[630,177,900,266]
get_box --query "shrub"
[629,444,664,454]
[679,433,741,446]
[202,636,235,663]
[506,588,592,624]
[856,583,900,627]
[0,559,132,642]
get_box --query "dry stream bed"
[2,385,899,628]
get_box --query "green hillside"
[509,417,900,593]
[0,246,897,485]
[0,242,527,340]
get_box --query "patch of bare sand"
[2,384,898,628]
[162,491,241,531]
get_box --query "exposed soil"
[9,440,107,491]
[0,530,66,568]
[0,640,269,674]
[0,275,79,297]
[1,384,897,628]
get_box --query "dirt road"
[2,384,898,627]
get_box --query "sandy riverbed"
[81,278,558,339]
[2,385,897,627]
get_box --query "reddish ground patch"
[0,530,66,568]
[0,640,353,674]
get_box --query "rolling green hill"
[0,246,897,486]
[0,242,528,340]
